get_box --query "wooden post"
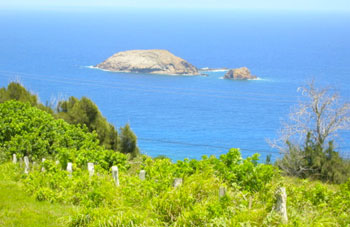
[173,178,183,188]
[112,166,119,186]
[219,186,226,198]
[275,187,288,224]
[67,162,73,176]
[24,156,29,174]
[139,170,146,181]
[88,163,94,176]
[12,154,17,164]
[41,158,46,172]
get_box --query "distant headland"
[96,49,199,75]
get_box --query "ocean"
[0,9,349,161]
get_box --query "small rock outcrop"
[223,67,257,80]
[96,49,199,75]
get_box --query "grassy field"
[0,180,76,226]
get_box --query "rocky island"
[96,49,199,75]
[223,67,257,80]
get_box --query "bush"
[2,150,350,226]
[277,134,350,183]
[0,82,140,155]
[0,100,127,170]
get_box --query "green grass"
[0,180,76,227]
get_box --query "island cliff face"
[223,67,257,80]
[96,49,199,75]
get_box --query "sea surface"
[0,9,349,161]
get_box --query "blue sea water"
[0,9,349,161]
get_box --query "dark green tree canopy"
[0,100,127,168]
[0,82,139,156]
[56,96,120,151]
[120,123,140,157]
[0,82,52,113]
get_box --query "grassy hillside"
[1,159,349,226]
[0,177,76,226]
[0,95,349,226]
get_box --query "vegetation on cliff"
[0,82,139,157]
[0,100,127,169]
[0,82,350,225]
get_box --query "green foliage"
[120,123,139,157]
[277,133,350,183]
[1,154,350,226]
[56,97,119,151]
[0,100,127,169]
[0,172,74,227]
[0,82,38,106]
[1,83,349,225]
[0,82,140,156]
[0,148,281,226]
[0,82,53,113]
[153,154,171,160]
[283,177,350,226]
[275,82,350,184]
[217,149,276,193]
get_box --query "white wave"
[85,65,98,69]
[85,65,114,72]
[254,77,274,82]
[247,77,261,81]
[210,69,229,72]
[85,66,198,76]
[99,68,114,72]
[199,67,229,72]
[218,77,265,81]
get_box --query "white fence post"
[12,154,17,164]
[24,156,29,174]
[139,170,146,181]
[275,187,288,224]
[41,158,46,172]
[88,163,94,176]
[112,166,119,186]
[219,186,226,198]
[173,178,183,188]
[67,162,73,177]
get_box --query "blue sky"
[1,0,350,11]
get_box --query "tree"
[120,124,139,158]
[0,82,53,113]
[0,100,128,169]
[56,96,120,151]
[272,81,350,183]
[0,82,139,156]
